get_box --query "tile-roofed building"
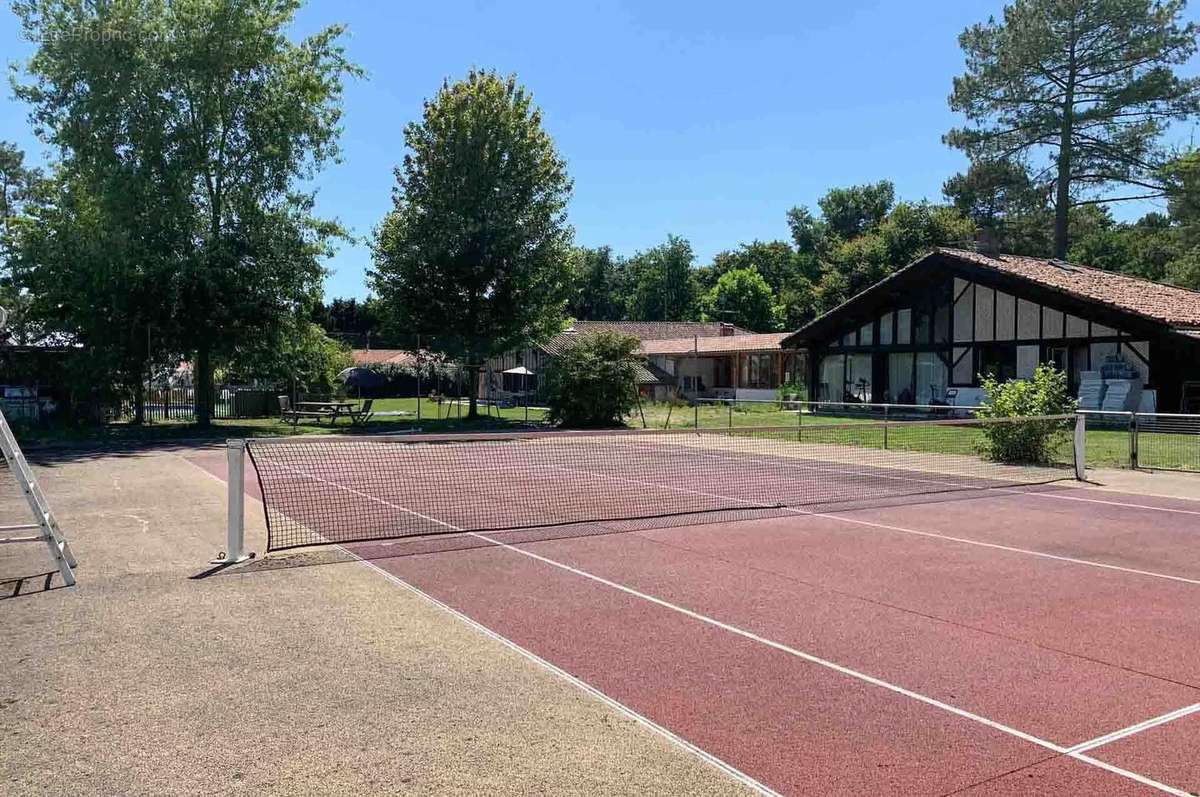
[539,320,747,356]
[350,348,417,367]
[638,332,794,357]
[783,248,1200,412]
[483,319,800,403]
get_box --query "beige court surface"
[0,444,757,796]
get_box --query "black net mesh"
[245,415,1078,552]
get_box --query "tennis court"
[196,418,1200,796]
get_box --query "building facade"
[783,248,1200,412]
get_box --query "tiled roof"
[350,349,417,367]
[638,332,794,356]
[540,320,750,355]
[935,247,1200,328]
[634,361,676,385]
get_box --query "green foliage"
[227,320,352,395]
[543,331,640,428]
[976,364,1075,464]
[12,0,359,423]
[624,235,697,321]
[700,266,777,331]
[946,0,1200,257]
[802,197,976,311]
[567,246,627,321]
[817,181,895,239]
[371,70,574,416]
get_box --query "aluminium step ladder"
[0,409,76,586]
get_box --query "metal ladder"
[0,409,76,586]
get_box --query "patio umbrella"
[502,365,536,422]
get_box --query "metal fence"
[1079,411,1200,472]
[117,387,237,422]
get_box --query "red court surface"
[191,450,1200,796]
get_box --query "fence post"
[728,400,733,429]
[1074,413,1087,480]
[1129,412,1139,470]
[415,334,422,421]
[883,404,890,450]
[692,336,699,431]
[797,401,802,442]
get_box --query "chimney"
[975,226,1002,257]
[720,322,735,337]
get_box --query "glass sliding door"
[888,353,915,404]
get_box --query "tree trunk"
[195,345,212,427]
[1054,34,1077,261]
[467,364,479,418]
[1053,122,1072,259]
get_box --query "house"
[638,332,804,401]
[482,321,752,401]
[350,348,417,368]
[782,248,1200,413]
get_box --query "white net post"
[215,439,252,564]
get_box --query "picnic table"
[278,397,375,427]
[296,400,357,421]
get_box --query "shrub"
[975,363,1075,464]
[544,331,640,428]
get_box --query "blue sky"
[3,0,1198,299]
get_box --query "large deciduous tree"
[624,235,697,321]
[13,0,358,424]
[371,70,574,417]
[700,267,777,331]
[946,0,1200,258]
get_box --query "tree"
[625,235,697,321]
[816,180,895,239]
[946,0,1200,258]
[227,318,353,396]
[543,331,640,428]
[0,142,45,345]
[567,246,627,321]
[13,0,359,425]
[371,70,574,417]
[943,160,1054,255]
[700,267,778,331]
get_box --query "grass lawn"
[12,396,1196,473]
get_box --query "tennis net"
[232,414,1081,554]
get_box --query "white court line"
[266,461,1196,797]
[1066,703,1200,756]
[544,463,1200,588]
[228,459,777,796]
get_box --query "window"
[818,355,845,402]
[888,353,915,404]
[846,354,872,402]
[915,352,948,405]
[741,353,776,389]
[933,301,950,343]
[914,306,931,344]
[859,322,874,346]
[977,343,1017,382]
[879,311,894,345]
[896,308,912,345]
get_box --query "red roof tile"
[936,248,1200,328]
[638,332,794,356]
